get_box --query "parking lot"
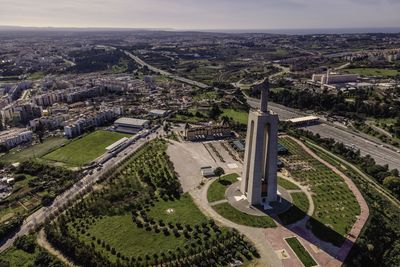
[167,140,242,192]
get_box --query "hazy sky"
[1,0,399,29]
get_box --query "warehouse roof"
[287,116,319,124]
[114,117,149,127]
[149,109,168,116]
[105,137,129,151]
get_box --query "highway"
[0,130,162,253]
[122,50,210,89]
[105,43,400,170]
[97,45,210,89]
[247,98,400,170]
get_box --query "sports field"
[42,131,130,166]
[0,137,67,164]
[221,109,249,125]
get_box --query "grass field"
[147,194,208,225]
[343,68,400,77]
[285,237,317,267]
[221,109,249,125]
[169,114,208,124]
[0,241,63,267]
[27,71,46,80]
[42,131,130,166]
[75,214,187,261]
[278,177,300,190]
[278,192,309,225]
[0,137,67,164]
[280,137,360,244]
[0,246,36,267]
[212,202,276,228]
[193,90,220,101]
[207,173,240,202]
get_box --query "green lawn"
[278,177,300,190]
[169,114,208,124]
[0,137,67,164]
[0,246,36,267]
[42,131,130,166]
[78,214,187,260]
[50,139,259,266]
[278,192,309,225]
[0,241,63,267]
[147,194,208,225]
[207,173,240,202]
[274,48,289,56]
[285,237,317,267]
[279,137,360,244]
[343,68,400,77]
[212,202,276,228]
[221,109,249,125]
[193,90,220,101]
[28,71,46,80]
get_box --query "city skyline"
[1,0,399,30]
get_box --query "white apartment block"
[0,129,33,149]
[312,70,358,85]
[63,108,122,138]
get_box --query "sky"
[0,0,399,30]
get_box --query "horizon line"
[0,25,399,34]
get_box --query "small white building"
[200,166,215,177]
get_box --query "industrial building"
[312,70,358,85]
[105,137,130,153]
[114,117,150,134]
[183,122,232,141]
[286,115,320,127]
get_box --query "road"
[0,130,161,253]
[106,44,400,170]
[98,45,210,89]
[247,98,400,170]
[123,50,209,89]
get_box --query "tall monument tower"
[241,80,279,206]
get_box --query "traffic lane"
[248,98,400,170]
[305,124,400,170]
[247,98,301,120]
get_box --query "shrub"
[14,235,36,253]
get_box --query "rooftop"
[114,117,149,126]
[105,137,129,151]
[287,115,320,124]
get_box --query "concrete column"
[241,108,279,206]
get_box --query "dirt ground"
[167,140,243,192]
